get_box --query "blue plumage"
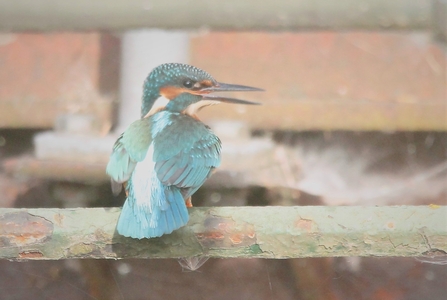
[107,112,221,239]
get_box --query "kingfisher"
[106,63,262,239]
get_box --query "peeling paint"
[94,228,109,241]
[53,213,64,227]
[429,204,441,209]
[422,249,447,256]
[67,243,98,257]
[247,244,263,255]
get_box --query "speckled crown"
[141,63,216,117]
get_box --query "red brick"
[0,33,119,129]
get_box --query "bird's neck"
[165,93,202,113]
[142,88,202,117]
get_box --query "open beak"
[201,82,263,105]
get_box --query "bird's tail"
[116,177,189,239]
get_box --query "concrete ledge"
[34,132,117,163]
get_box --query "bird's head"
[141,63,262,117]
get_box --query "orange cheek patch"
[160,86,205,99]
[160,86,185,99]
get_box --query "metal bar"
[0,206,445,260]
[0,0,431,31]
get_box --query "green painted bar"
[0,0,430,31]
[0,206,445,260]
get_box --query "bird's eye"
[183,80,195,89]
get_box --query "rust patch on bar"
[0,212,53,247]
[295,218,318,233]
[18,250,44,259]
[385,220,396,230]
[229,233,244,245]
[195,215,256,248]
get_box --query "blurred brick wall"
[192,32,446,131]
[1,31,445,131]
[0,33,120,130]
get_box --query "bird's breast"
[182,100,220,119]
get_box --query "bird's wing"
[152,114,221,196]
[106,118,152,195]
